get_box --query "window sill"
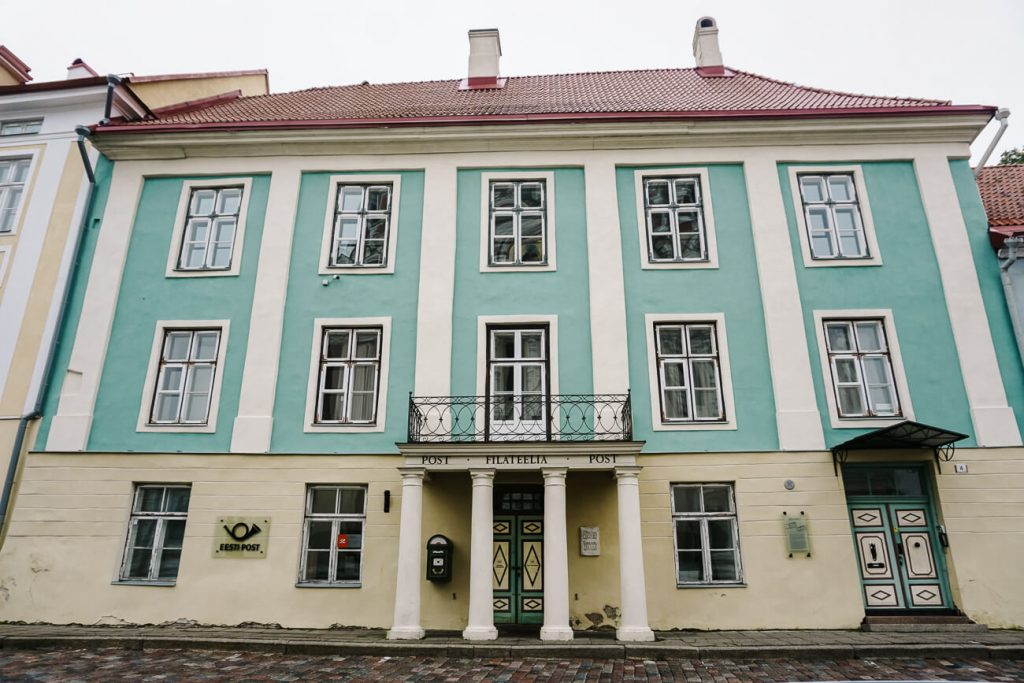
[295,582,362,589]
[167,269,240,279]
[481,263,556,273]
[653,420,737,432]
[304,422,384,434]
[112,580,177,587]
[803,258,883,268]
[676,582,746,589]
[318,265,394,276]
[832,415,906,429]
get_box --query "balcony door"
[487,326,549,440]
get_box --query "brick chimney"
[463,29,505,90]
[692,16,725,75]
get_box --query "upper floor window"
[316,327,382,425]
[798,174,867,260]
[643,176,708,262]
[0,157,31,233]
[654,322,724,423]
[176,186,243,271]
[330,184,393,268]
[823,319,900,418]
[489,180,547,266]
[119,484,191,583]
[672,483,742,586]
[0,119,42,136]
[149,329,222,425]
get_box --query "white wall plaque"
[580,526,600,556]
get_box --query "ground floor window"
[671,483,742,585]
[119,484,191,583]
[299,485,367,585]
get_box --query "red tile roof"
[97,67,991,133]
[978,165,1024,236]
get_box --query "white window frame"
[0,151,37,237]
[0,119,43,136]
[165,178,252,278]
[136,320,230,433]
[0,246,10,287]
[671,483,743,587]
[633,167,718,270]
[318,174,402,275]
[479,171,557,273]
[476,314,559,397]
[304,316,391,433]
[645,313,737,431]
[789,166,881,268]
[813,309,913,428]
[117,484,191,585]
[297,484,367,587]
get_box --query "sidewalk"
[0,623,1022,660]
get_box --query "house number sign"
[213,517,271,558]
[579,526,600,556]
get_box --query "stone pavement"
[1,647,1023,682]
[0,623,1022,660]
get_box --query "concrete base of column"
[462,625,499,641]
[386,626,426,640]
[540,625,574,641]
[616,626,656,642]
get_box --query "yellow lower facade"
[0,444,1020,631]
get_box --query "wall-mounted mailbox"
[426,534,453,582]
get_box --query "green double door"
[492,515,544,624]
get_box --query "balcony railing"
[407,393,632,443]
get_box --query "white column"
[463,469,498,640]
[614,466,654,642]
[387,467,426,640]
[743,156,825,451]
[914,151,1021,446]
[540,467,573,641]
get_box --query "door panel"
[855,531,894,579]
[900,531,937,579]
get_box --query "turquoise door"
[492,515,544,624]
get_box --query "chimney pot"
[692,16,723,69]
[465,28,503,89]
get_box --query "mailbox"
[426,534,453,582]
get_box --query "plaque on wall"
[783,511,810,557]
[213,517,271,558]
[579,526,600,556]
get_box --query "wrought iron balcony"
[407,393,632,443]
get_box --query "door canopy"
[830,420,969,474]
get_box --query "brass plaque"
[784,514,810,556]
[213,517,270,558]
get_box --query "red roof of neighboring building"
[95,67,993,133]
[978,165,1024,248]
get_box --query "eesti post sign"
[213,517,271,558]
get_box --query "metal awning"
[830,420,969,474]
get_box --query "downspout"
[999,236,1024,370]
[975,108,1010,176]
[0,126,97,540]
[100,74,120,126]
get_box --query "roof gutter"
[975,108,1011,176]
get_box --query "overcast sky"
[6,0,1021,164]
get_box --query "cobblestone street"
[0,648,1021,682]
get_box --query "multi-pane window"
[177,187,243,270]
[316,327,382,424]
[655,322,724,422]
[330,184,392,267]
[0,157,31,233]
[300,485,366,585]
[798,174,867,259]
[489,180,547,265]
[149,329,221,425]
[120,485,191,582]
[643,176,707,262]
[672,483,742,585]
[488,327,548,435]
[0,119,42,136]
[823,319,900,418]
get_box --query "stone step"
[862,615,988,632]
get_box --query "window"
[798,174,868,260]
[315,327,382,424]
[489,180,547,266]
[643,176,708,262]
[823,319,900,418]
[299,485,366,585]
[329,183,393,267]
[176,186,243,271]
[120,485,191,583]
[0,119,42,136]
[671,484,742,585]
[149,329,221,425]
[0,157,31,233]
[654,322,724,422]
[487,326,549,437]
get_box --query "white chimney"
[66,58,98,80]
[692,16,723,69]
[466,28,502,88]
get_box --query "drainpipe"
[0,126,97,541]
[99,74,120,126]
[975,108,1010,177]
[999,236,1024,370]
